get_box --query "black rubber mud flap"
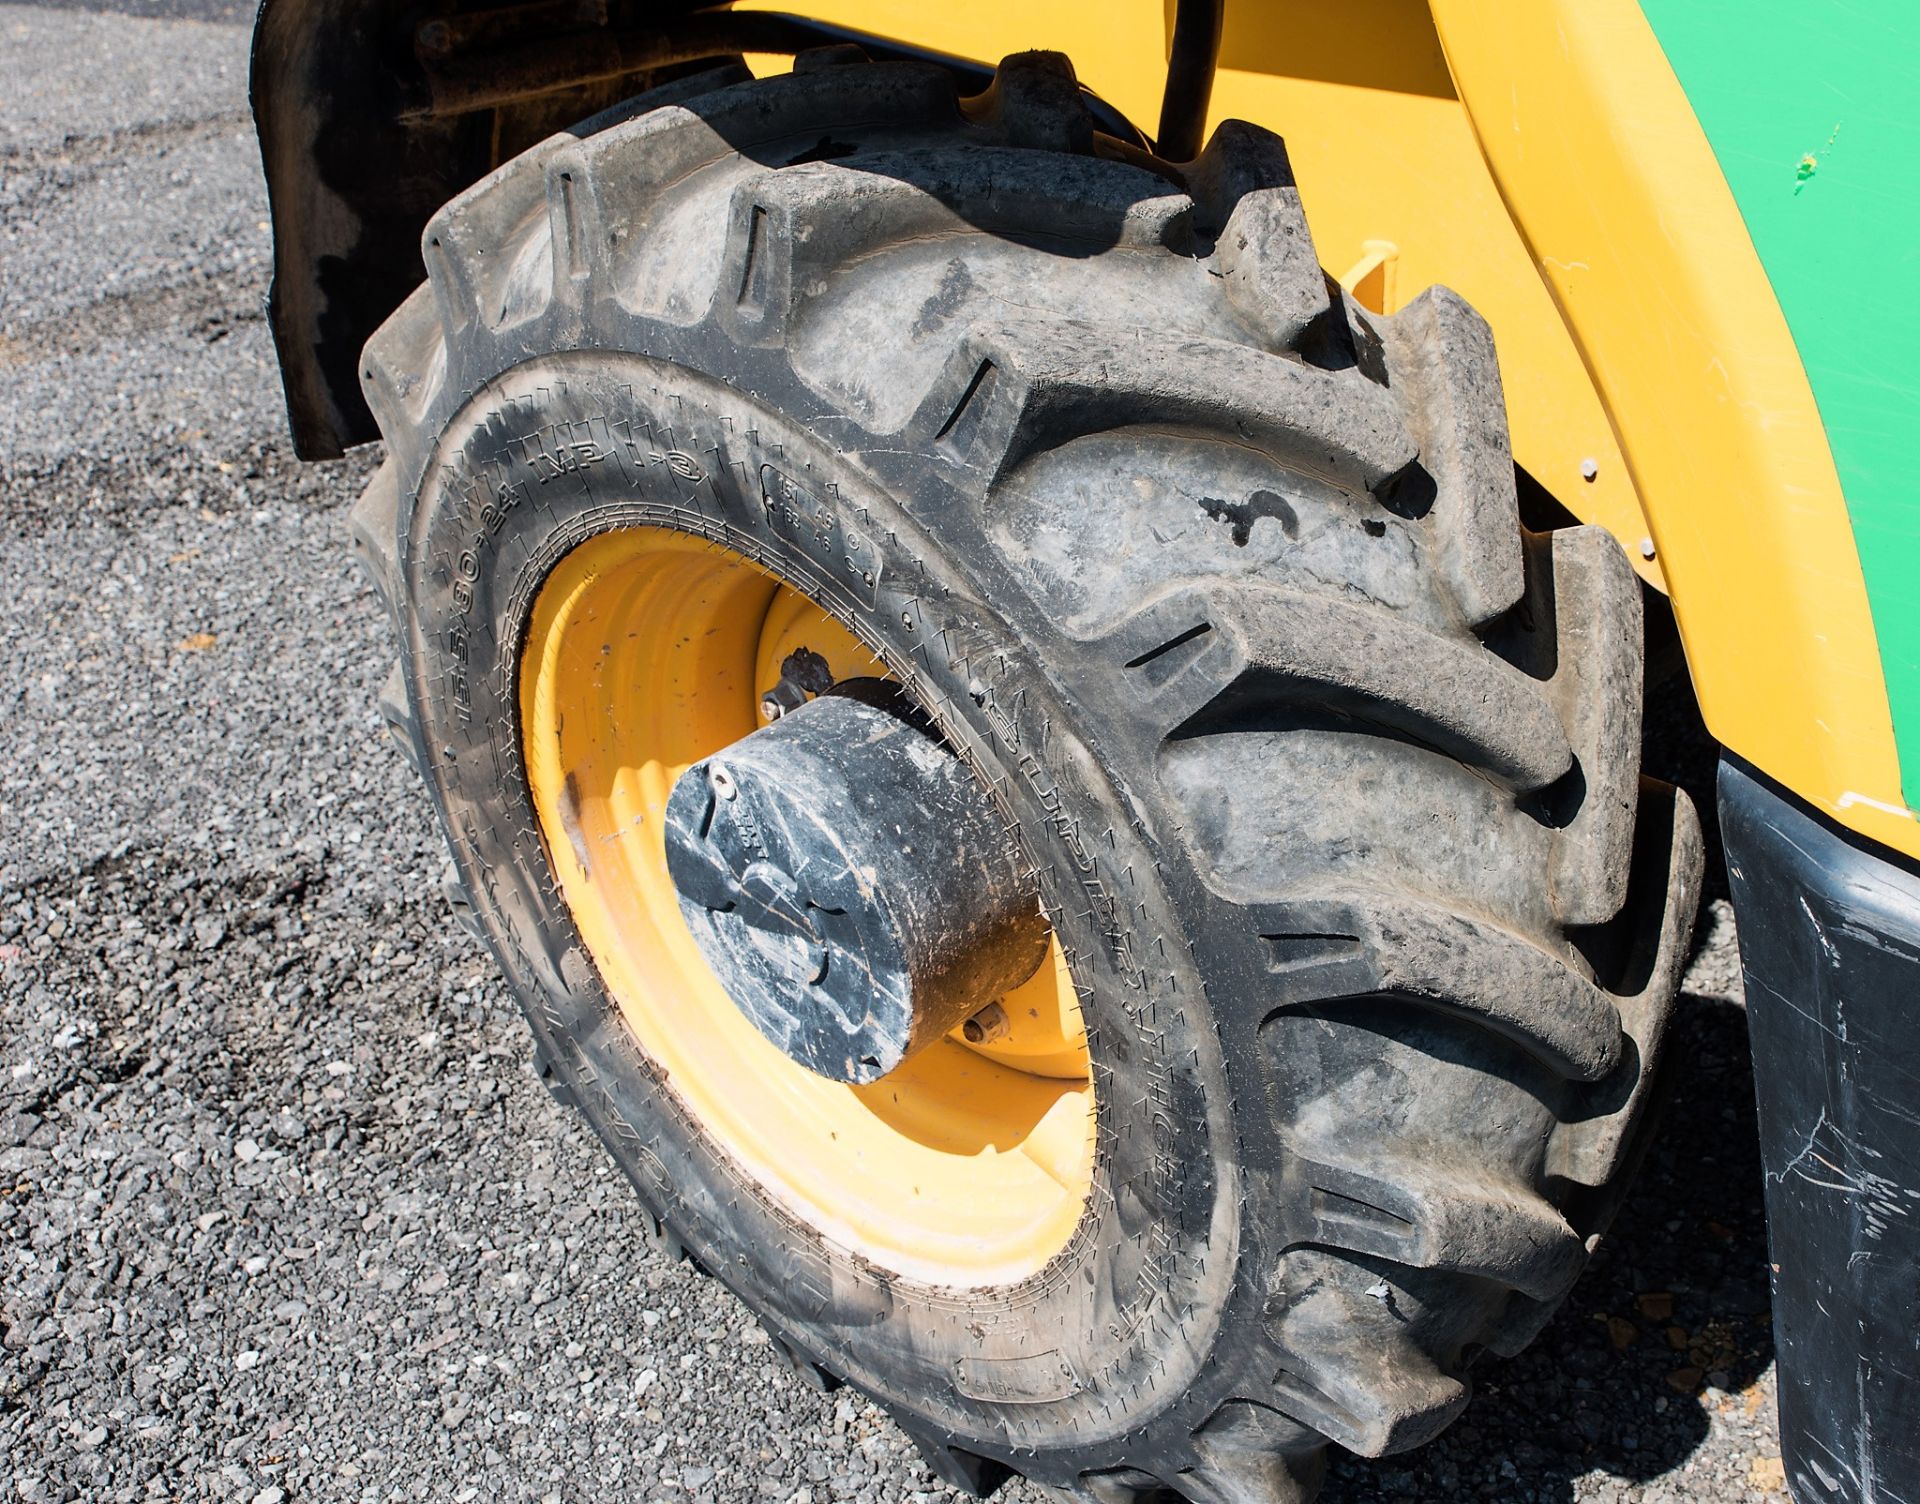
[1720,757,1920,1504]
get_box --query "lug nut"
[761,679,807,722]
[962,1002,1011,1045]
[761,648,834,722]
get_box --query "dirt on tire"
[350,48,1703,1502]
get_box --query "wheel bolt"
[962,1002,1011,1045]
[761,680,805,722]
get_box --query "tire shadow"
[1323,982,1772,1502]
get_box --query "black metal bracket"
[408,8,1150,142]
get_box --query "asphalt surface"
[0,7,1789,1501]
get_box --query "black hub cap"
[664,690,1046,1084]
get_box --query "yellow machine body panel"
[738,0,1918,860]
[1430,0,1910,855]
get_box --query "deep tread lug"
[1106,585,1573,791]
[567,61,755,141]
[1268,1278,1470,1456]
[917,320,1415,494]
[1255,893,1623,1081]
[1078,1468,1178,1504]
[375,661,423,778]
[1359,899,1622,1081]
[358,295,441,471]
[1286,1148,1584,1301]
[1383,286,1525,627]
[627,59,958,166]
[772,1333,843,1393]
[1530,526,1646,926]
[1551,777,1705,1188]
[1189,120,1328,351]
[969,51,1094,154]
[539,64,961,318]
[1186,1401,1326,1504]
[792,42,871,73]
[1183,118,1301,220]
[903,1424,1014,1497]
[347,458,403,618]
[421,139,564,340]
[546,103,739,271]
[722,151,1189,346]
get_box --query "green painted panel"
[1642,0,1920,810]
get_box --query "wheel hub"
[665,690,1047,1084]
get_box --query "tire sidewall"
[398,351,1241,1457]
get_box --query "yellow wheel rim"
[518,526,1096,1285]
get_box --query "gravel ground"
[1,7,1788,1501]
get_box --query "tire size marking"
[762,464,883,606]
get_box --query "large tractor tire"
[350,49,1703,1502]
